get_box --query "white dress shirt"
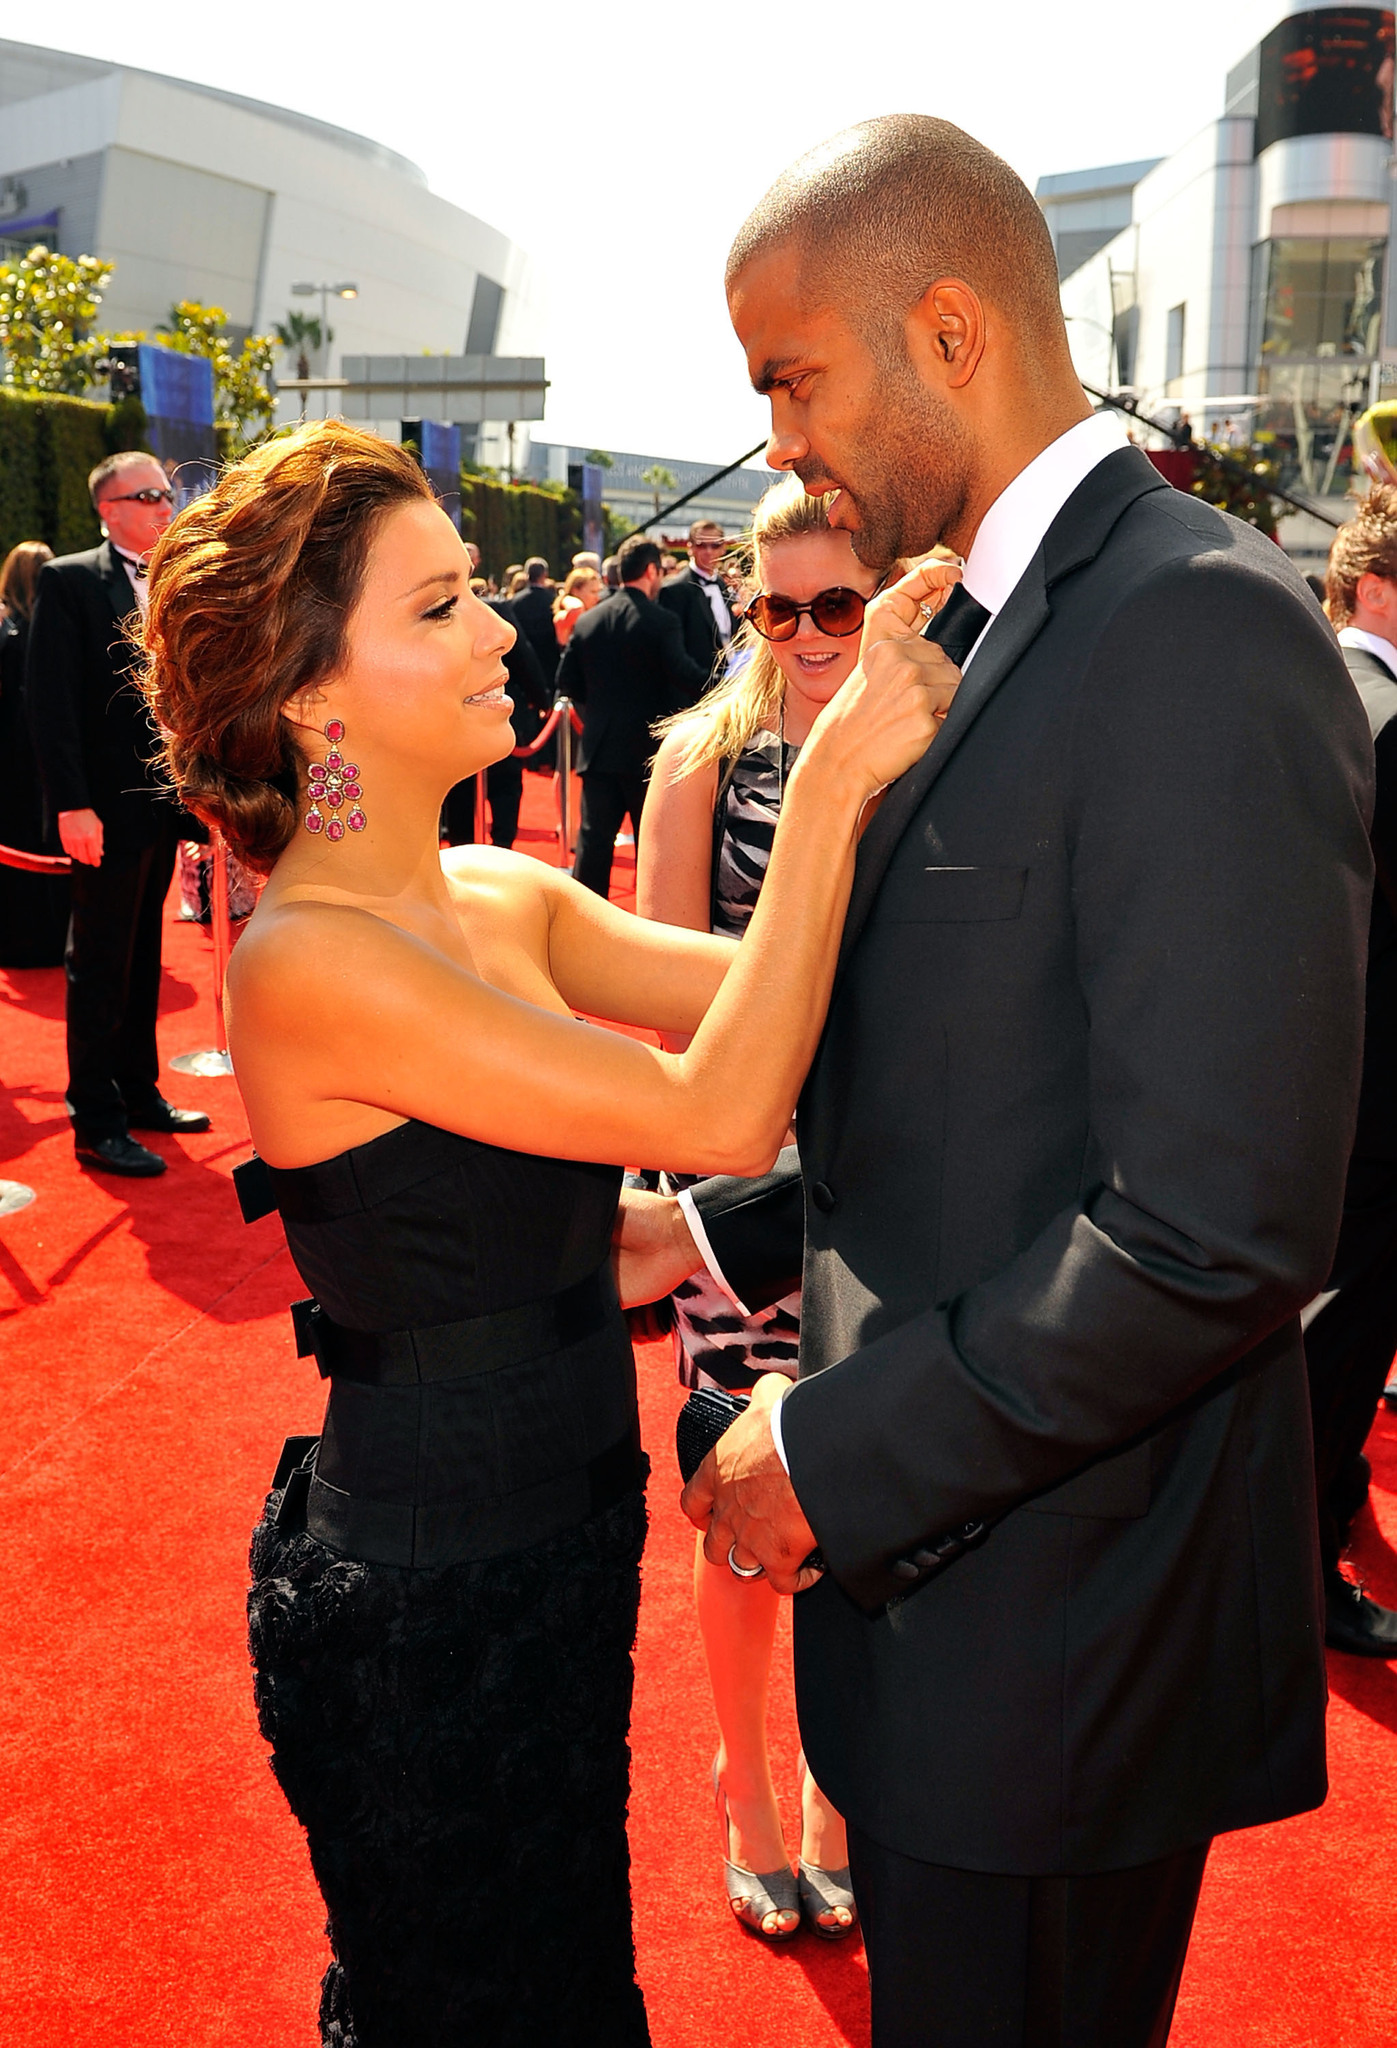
[680,407,1134,1475]
[1338,625,1397,677]
[112,546,150,621]
[692,567,732,641]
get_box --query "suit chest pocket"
[874,865,1028,924]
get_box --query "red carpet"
[0,776,1393,2044]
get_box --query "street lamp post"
[289,281,359,397]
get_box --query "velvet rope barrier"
[0,845,72,874]
[509,697,584,759]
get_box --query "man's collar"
[1339,624,1397,675]
[961,411,1131,621]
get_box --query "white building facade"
[1042,2,1397,553]
[0,39,545,464]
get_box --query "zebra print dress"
[664,726,802,1392]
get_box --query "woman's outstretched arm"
[231,562,959,1172]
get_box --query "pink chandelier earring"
[304,720,366,842]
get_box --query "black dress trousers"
[848,1826,1210,2048]
[442,759,523,850]
[573,773,647,898]
[65,820,178,1139]
[1305,1155,1397,1575]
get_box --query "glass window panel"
[1259,237,1385,359]
[1254,358,1375,496]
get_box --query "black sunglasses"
[746,580,884,642]
[105,486,174,506]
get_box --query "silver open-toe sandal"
[713,1762,801,1941]
[798,1859,859,1939]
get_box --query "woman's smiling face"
[756,528,882,719]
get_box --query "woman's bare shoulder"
[227,895,419,1015]
[439,843,563,906]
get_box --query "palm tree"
[640,464,677,522]
[272,312,331,416]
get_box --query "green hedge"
[460,474,579,582]
[0,389,152,561]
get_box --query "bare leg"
[694,1529,799,1936]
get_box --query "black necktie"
[925,583,990,667]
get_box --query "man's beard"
[800,365,971,569]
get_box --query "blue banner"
[137,344,215,426]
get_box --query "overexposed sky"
[32,1,1283,464]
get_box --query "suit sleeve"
[25,567,92,815]
[780,553,1375,1612]
[651,602,709,706]
[686,1147,805,1310]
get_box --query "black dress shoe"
[1324,1573,1397,1658]
[125,1098,211,1135]
[75,1133,167,1178]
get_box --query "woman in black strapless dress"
[136,422,956,2046]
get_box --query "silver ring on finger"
[728,1543,765,1580]
[919,600,936,621]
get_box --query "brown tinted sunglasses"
[746,579,885,642]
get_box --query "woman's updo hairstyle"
[140,420,435,872]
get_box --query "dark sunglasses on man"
[105,486,175,506]
[746,579,886,642]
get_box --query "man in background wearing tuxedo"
[1304,489,1397,1657]
[558,534,707,896]
[27,451,210,1178]
[507,555,561,692]
[659,518,733,680]
[619,116,1372,2046]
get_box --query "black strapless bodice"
[263,1120,642,1570]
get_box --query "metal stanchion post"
[474,768,488,844]
[0,842,71,1214]
[556,697,574,862]
[171,832,236,1078]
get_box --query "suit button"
[811,1181,835,1213]
[891,1558,921,1581]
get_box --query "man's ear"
[905,280,986,391]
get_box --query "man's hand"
[58,808,103,866]
[611,1187,704,1308]
[681,1372,822,1596]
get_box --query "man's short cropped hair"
[727,113,1065,359]
[689,520,724,544]
[1326,485,1397,626]
[88,448,163,508]
[617,536,662,583]
[525,556,550,584]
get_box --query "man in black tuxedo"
[1303,491,1397,1657]
[620,117,1372,2045]
[557,534,707,896]
[659,519,733,680]
[441,617,551,849]
[27,451,210,1177]
[506,555,560,691]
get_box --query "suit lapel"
[97,540,138,626]
[836,446,1170,973]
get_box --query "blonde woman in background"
[554,564,605,649]
[638,473,904,1943]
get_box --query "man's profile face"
[728,243,969,566]
[98,460,174,560]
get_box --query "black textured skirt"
[249,1481,651,2048]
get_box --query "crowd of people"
[5,105,1397,2048]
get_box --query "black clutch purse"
[675,1386,826,1574]
[676,1385,749,1484]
